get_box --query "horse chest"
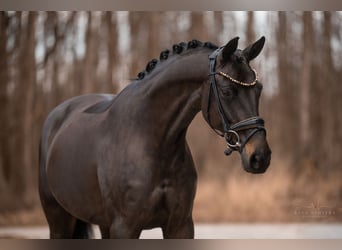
[133,180,189,226]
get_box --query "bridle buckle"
[225,130,241,149]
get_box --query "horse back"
[41,94,114,151]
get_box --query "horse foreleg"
[162,216,194,239]
[99,225,110,239]
[109,217,142,239]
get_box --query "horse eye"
[222,86,237,98]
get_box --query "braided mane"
[136,39,218,80]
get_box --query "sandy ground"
[0,223,341,239]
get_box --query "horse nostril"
[250,153,261,169]
[254,154,262,162]
[249,149,271,172]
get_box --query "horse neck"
[120,49,211,147]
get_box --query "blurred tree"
[213,12,224,43]
[45,12,61,106]
[104,12,118,93]
[299,12,313,161]
[246,11,255,44]
[147,12,161,60]
[128,12,164,78]
[83,12,97,93]
[0,12,9,192]
[312,11,341,173]
[189,12,209,41]
[5,12,38,209]
[275,12,300,165]
[128,12,147,78]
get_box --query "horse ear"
[222,37,239,62]
[243,36,265,61]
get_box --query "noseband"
[206,47,266,155]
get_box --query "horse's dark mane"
[136,39,218,80]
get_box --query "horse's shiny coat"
[39,37,271,238]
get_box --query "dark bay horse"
[39,37,271,238]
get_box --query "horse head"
[202,36,271,174]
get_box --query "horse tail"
[72,219,94,239]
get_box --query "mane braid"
[136,39,218,80]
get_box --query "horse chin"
[240,145,271,174]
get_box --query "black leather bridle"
[206,47,266,155]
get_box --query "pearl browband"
[218,68,258,87]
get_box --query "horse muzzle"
[240,132,271,174]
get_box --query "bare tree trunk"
[83,12,96,93]
[1,12,23,210]
[128,12,163,80]
[147,12,161,60]
[0,12,10,195]
[8,12,38,208]
[275,12,301,167]
[276,12,290,154]
[189,12,209,41]
[328,12,342,172]
[319,12,339,172]
[105,12,117,93]
[22,12,37,207]
[128,12,148,78]
[213,11,224,44]
[246,11,255,44]
[299,12,313,158]
[47,12,62,106]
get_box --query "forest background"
[0,11,341,224]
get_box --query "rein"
[207,47,266,155]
